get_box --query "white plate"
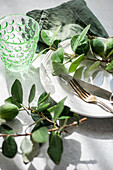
[40,39,113,118]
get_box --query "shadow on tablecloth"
[67,116,113,140]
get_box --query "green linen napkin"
[26,0,108,52]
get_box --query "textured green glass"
[0,14,40,72]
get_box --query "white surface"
[85,0,113,36]
[0,0,113,170]
[40,39,113,118]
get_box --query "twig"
[0,133,32,137]
[0,117,87,138]
[48,117,87,132]
[65,117,87,128]
[21,104,30,115]
[25,117,46,133]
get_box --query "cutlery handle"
[97,100,113,114]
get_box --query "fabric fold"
[26,0,108,52]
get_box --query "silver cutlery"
[60,72,113,114]
[60,72,113,101]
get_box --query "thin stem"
[101,53,106,60]
[64,52,76,58]
[32,48,50,63]
[0,117,87,137]
[50,45,77,59]
[84,57,107,63]
[48,127,59,132]
[27,107,42,117]
[18,108,25,111]
[21,104,30,115]
[64,117,87,128]
[52,58,72,75]
[106,49,113,59]
[49,117,87,132]
[58,118,68,133]
[49,46,56,51]
[25,117,46,133]
[27,107,56,126]
[0,133,32,137]
[42,114,54,124]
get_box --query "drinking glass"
[0,14,40,72]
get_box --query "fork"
[68,76,113,114]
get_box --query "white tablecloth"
[0,0,113,170]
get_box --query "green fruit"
[71,35,90,55]
[105,38,113,56]
[91,38,104,56]
[0,103,19,120]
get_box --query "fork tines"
[69,78,90,99]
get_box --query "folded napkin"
[26,0,108,52]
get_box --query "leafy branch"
[0,79,86,164]
[34,25,113,75]
[0,117,87,138]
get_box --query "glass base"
[5,64,30,72]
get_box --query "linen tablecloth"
[0,0,113,170]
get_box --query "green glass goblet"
[0,14,40,72]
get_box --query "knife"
[60,72,113,101]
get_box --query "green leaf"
[31,122,42,133]
[106,60,113,71]
[69,62,81,73]
[32,127,49,143]
[31,111,52,129]
[72,54,84,64]
[5,96,21,108]
[60,105,73,117]
[0,103,19,120]
[69,54,84,73]
[71,25,90,53]
[52,62,68,76]
[41,111,52,126]
[20,137,33,155]
[22,154,30,164]
[2,136,17,158]
[22,139,40,163]
[0,124,13,134]
[47,105,56,113]
[47,133,63,164]
[58,116,71,119]
[41,30,53,46]
[28,84,36,104]
[31,111,41,122]
[51,39,61,49]
[106,49,113,59]
[11,79,23,103]
[71,35,90,55]
[48,98,66,122]
[51,48,64,63]
[89,61,100,71]
[50,25,61,45]
[38,92,50,106]
[35,103,50,113]
[32,48,49,63]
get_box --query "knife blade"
[60,72,113,100]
